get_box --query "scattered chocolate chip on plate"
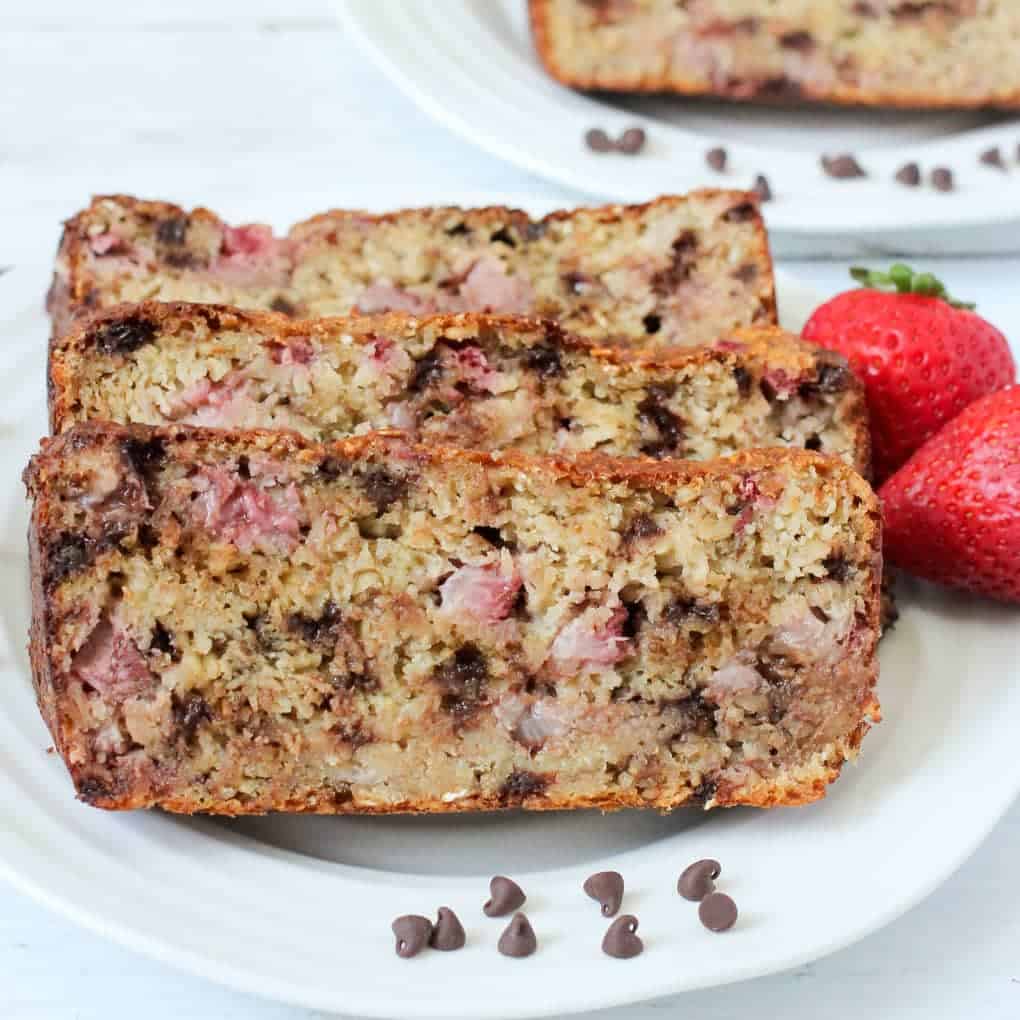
[498,913,538,958]
[699,893,739,933]
[678,859,721,902]
[583,870,625,917]
[484,876,526,917]
[602,915,644,959]
[392,915,433,959]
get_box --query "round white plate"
[340,0,1020,239]
[1,195,1019,1019]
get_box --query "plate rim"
[339,0,1020,237]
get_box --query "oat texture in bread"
[529,0,1020,109]
[50,303,869,473]
[25,423,881,814]
[47,192,776,348]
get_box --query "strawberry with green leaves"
[803,265,1015,482]
[880,386,1020,604]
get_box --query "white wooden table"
[2,3,1019,1017]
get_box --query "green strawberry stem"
[849,264,976,310]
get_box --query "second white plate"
[342,0,1020,243]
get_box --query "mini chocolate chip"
[45,532,92,587]
[722,201,757,223]
[172,692,211,743]
[617,127,646,155]
[269,295,298,316]
[434,644,489,721]
[823,553,850,581]
[733,366,752,397]
[93,315,157,356]
[525,221,548,241]
[642,313,662,334]
[585,128,613,153]
[804,433,822,451]
[524,344,562,379]
[602,915,643,959]
[620,512,661,547]
[150,620,178,659]
[895,162,921,187]
[678,859,721,901]
[287,601,343,649]
[663,596,720,626]
[392,915,433,958]
[699,892,738,932]
[473,525,510,549]
[752,175,772,202]
[499,769,549,803]
[360,468,407,514]
[931,167,955,192]
[497,913,537,958]
[980,147,1006,170]
[429,907,466,951]
[155,216,188,246]
[409,350,442,392]
[121,436,166,480]
[484,876,526,917]
[732,263,758,283]
[821,154,867,179]
[706,147,728,172]
[583,871,624,917]
[490,227,516,247]
[445,222,470,237]
[779,29,814,51]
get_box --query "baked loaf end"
[50,303,870,473]
[26,424,881,815]
[529,0,1020,109]
[47,191,775,348]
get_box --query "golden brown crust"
[527,0,1020,109]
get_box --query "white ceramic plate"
[341,0,1020,240]
[1,195,1019,1019]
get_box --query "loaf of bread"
[50,303,869,472]
[25,423,881,814]
[47,192,776,348]
[529,0,1020,109]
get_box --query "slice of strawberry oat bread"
[47,191,776,348]
[50,303,869,473]
[25,423,881,814]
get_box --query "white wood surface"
[2,3,1020,1017]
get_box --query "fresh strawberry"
[803,264,1015,482]
[879,385,1020,603]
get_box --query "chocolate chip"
[895,162,921,187]
[409,350,442,392]
[392,915,433,958]
[804,433,822,451]
[489,227,516,247]
[813,357,851,393]
[677,859,721,901]
[663,597,720,625]
[497,913,537,958]
[733,365,752,397]
[732,263,758,284]
[642,313,662,334]
[821,154,867,179]
[620,512,662,547]
[752,175,773,202]
[121,436,166,481]
[651,231,698,296]
[706,146,728,172]
[585,128,614,153]
[823,553,850,581]
[524,344,562,379]
[445,222,470,237]
[779,29,814,51]
[499,769,549,803]
[92,315,157,356]
[688,778,717,807]
[434,644,488,721]
[583,871,624,917]
[601,915,643,959]
[617,127,647,155]
[980,147,1006,170]
[359,468,407,514]
[155,216,188,246]
[45,532,92,587]
[525,221,548,241]
[722,201,757,223]
[484,876,526,917]
[269,295,298,316]
[150,620,178,660]
[429,907,466,951]
[172,692,211,743]
[638,385,683,457]
[473,525,510,549]
[77,777,114,805]
[931,167,955,192]
[699,892,738,932]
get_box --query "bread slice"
[25,423,881,815]
[50,303,869,473]
[529,0,1020,109]
[47,192,776,348]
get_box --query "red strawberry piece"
[803,265,1015,482]
[879,385,1020,603]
